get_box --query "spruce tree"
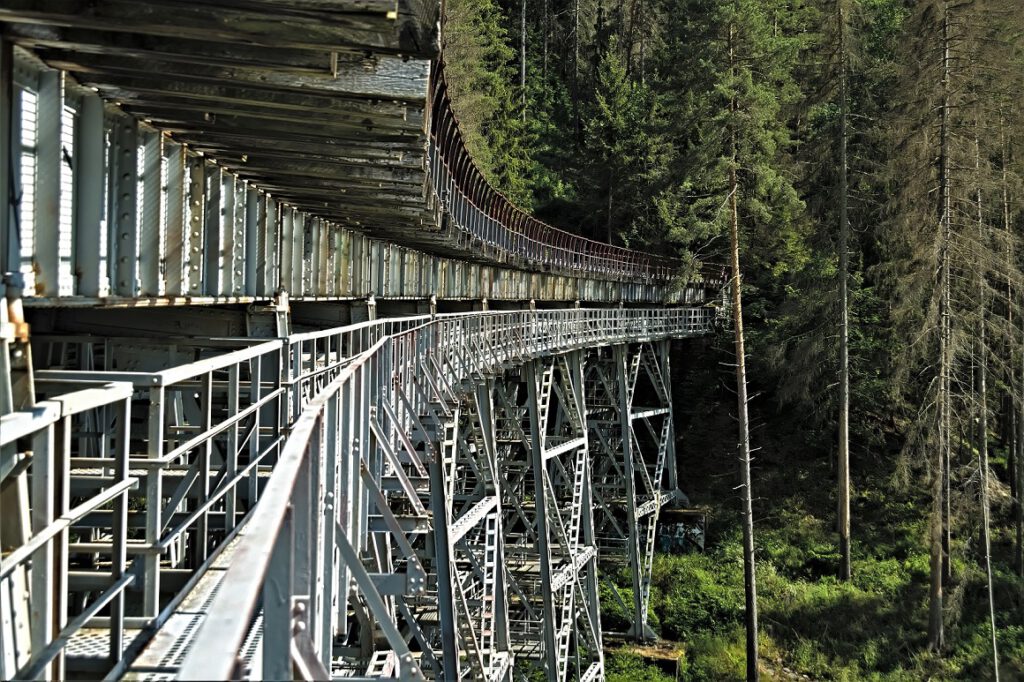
[579,44,669,245]
[657,1,808,677]
[884,0,1024,654]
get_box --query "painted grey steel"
[74,93,104,297]
[111,116,138,297]
[0,36,12,287]
[139,130,163,296]
[168,307,710,681]
[0,12,726,681]
[32,69,61,297]
[0,381,134,679]
[1,307,712,680]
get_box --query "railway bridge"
[0,2,724,680]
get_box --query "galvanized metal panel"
[184,153,205,295]
[33,69,61,297]
[138,129,163,296]
[308,217,320,296]
[258,195,275,297]
[202,163,222,296]
[278,204,293,294]
[291,210,305,296]
[219,171,235,295]
[73,93,104,297]
[163,142,186,296]
[244,185,258,297]
[110,115,138,297]
[231,178,246,295]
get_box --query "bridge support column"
[428,411,460,680]
[526,360,558,676]
[587,341,677,642]
[613,345,651,641]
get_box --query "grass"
[604,340,1024,680]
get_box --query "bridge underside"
[0,16,707,311]
[1,0,440,244]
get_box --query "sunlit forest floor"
[602,339,1024,681]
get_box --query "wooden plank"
[79,76,417,122]
[227,159,424,184]
[208,147,423,170]
[38,49,430,102]
[123,107,422,141]
[9,25,339,75]
[142,121,423,154]
[0,0,413,55]
[190,138,421,165]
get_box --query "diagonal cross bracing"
[0,308,710,680]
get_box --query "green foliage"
[604,650,678,682]
[441,0,1024,677]
[442,0,534,205]
[579,42,673,246]
[649,554,744,639]
[663,368,1024,680]
[683,627,749,681]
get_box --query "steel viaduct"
[0,2,724,680]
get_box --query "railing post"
[110,397,130,664]
[263,505,294,681]
[320,390,341,668]
[29,421,54,669]
[144,385,165,617]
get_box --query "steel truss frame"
[161,307,708,681]
[1,315,430,679]
[586,342,680,640]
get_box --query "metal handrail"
[0,381,135,680]
[3,307,718,678]
[177,306,714,680]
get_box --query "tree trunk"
[1019,372,1024,578]
[729,23,759,682]
[607,170,614,245]
[572,0,581,140]
[976,135,1000,680]
[1006,121,1024,578]
[542,0,548,82]
[837,0,852,583]
[521,0,527,121]
[928,1,951,653]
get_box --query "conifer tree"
[885,0,1024,653]
[580,44,668,245]
[657,1,808,677]
[443,0,534,205]
[835,0,853,583]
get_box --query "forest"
[442,0,1024,679]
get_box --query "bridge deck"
[3,0,440,246]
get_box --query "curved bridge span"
[0,3,723,681]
